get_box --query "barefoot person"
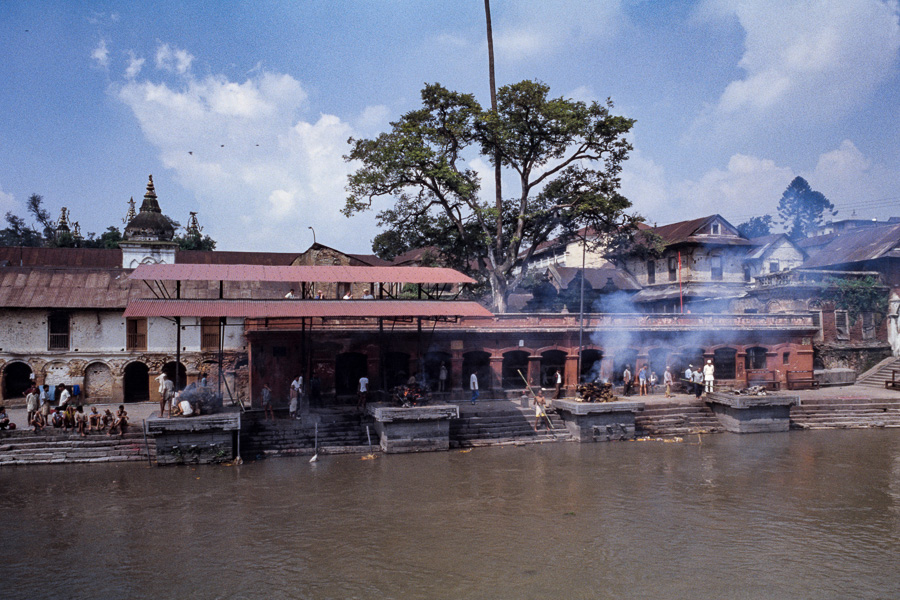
[533,394,550,432]
[261,384,274,421]
[88,406,101,431]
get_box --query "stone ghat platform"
[552,399,645,442]
[706,392,798,433]
[147,410,241,465]
[367,404,459,453]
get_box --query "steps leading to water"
[0,430,151,465]
[240,411,375,458]
[789,396,900,429]
[635,398,724,437]
[449,406,570,447]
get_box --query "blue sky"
[1,1,898,252]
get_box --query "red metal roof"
[123,299,493,318]
[129,264,477,284]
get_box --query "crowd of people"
[619,360,715,399]
[3,382,131,436]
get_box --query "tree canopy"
[777,176,835,241]
[736,215,774,239]
[344,80,641,312]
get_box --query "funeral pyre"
[576,381,618,403]
[390,383,430,407]
[731,386,769,396]
[172,382,224,416]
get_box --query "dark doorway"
[648,348,669,382]
[423,351,452,391]
[540,350,566,388]
[335,352,367,395]
[2,362,32,400]
[580,349,604,383]
[463,351,490,390]
[502,350,529,389]
[163,362,187,391]
[714,348,737,379]
[123,362,150,403]
[383,351,411,389]
[745,346,768,371]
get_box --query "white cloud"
[493,0,627,60]
[155,43,194,75]
[696,0,900,134]
[116,61,379,252]
[125,51,145,79]
[91,39,109,68]
[0,182,15,214]
[808,139,899,217]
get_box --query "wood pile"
[576,382,617,403]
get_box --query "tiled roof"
[550,264,641,291]
[130,264,477,284]
[0,247,122,268]
[124,298,493,318]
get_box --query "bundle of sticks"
[576,381,617,403]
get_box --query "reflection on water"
[1,430,899,599]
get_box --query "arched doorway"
[714,348,737,380]
[502,350,529,389]
[162,362,187,391]
[123,362,149,403]
[2,362,32,400]
[335,352,367,395]
[463,351,490,390]
[580,349,604,383]
[745,346,768,370]
[540,350,566,388]
[84,362,113,403]
[423,351,451,391]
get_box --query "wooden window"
[647,260,655,284]
[710,255,723,280]
[743,266,752,282]
[744,346,767,370]
[810,310,824,341]
[200,317,220,352]
[769,261,779,273]
[668,257,678,282]
[126,318,147,351]
[835,310,849,338]
[48,311,70,350]
[861,312,876,340]
[783,352,790,365]
[711,223,720,235]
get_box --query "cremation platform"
[705,392,798,433]
[367,404,459,453]
[552,399,645,442]
[147,410,241,465]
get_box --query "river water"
[2,429,899,599]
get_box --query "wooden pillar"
[565,353,579,390]
[527,355,541,389]
[489,355,503,391]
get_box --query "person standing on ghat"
[684,365,693,395]
[554,368,562,399]
[622,364,633,396]
[357,375,369,413]
[692,366,704,398]
[261,383,274,421]
[703,359,715,394]
[664,366,673,398]
[438,362,448,393]
[470,371,479,404]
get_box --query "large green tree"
[344,80,640,312]
[777,176,835,240]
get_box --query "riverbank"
[2,384,899,465]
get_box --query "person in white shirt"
[703,359,715,393]
[285,288,296,299]
[357,375,369,412]
[58,384,71,408]
[663,366,674,398]
[470,372,479,404]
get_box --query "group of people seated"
[26,403,130,437]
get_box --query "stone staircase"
[449,405,570,447]
[855,356,900,389]
[790,396,900,429]
[634,399,724,437]
[240,411,376,458]
[0,429,152,465]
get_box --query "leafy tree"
[175,232,217,251]
[737,215,774,239]
[777,177,835,241]
[27,193,54,241]
[0,213,43,247]
[82,226,123,249]
[345,80,640,312]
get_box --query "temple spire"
[186,211,201,237]
[124,197,136,224]
[139,175,162,214]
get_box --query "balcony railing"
[754,269,884,289]
[126,333,147,351]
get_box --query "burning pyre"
[576,381,618,403]
[390,383,430,407]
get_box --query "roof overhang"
[129,263,476,285]
[124,299,493,319]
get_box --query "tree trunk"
[489,271,508,314]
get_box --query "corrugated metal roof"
[0,247,122,268]
[130,264,477,284]
[176,250,301,265]
[802,223,900,269]
[124,299,493,318]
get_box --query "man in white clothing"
[703,359,715,394]
[470,372,479,404]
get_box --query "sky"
[1,0,898,253]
